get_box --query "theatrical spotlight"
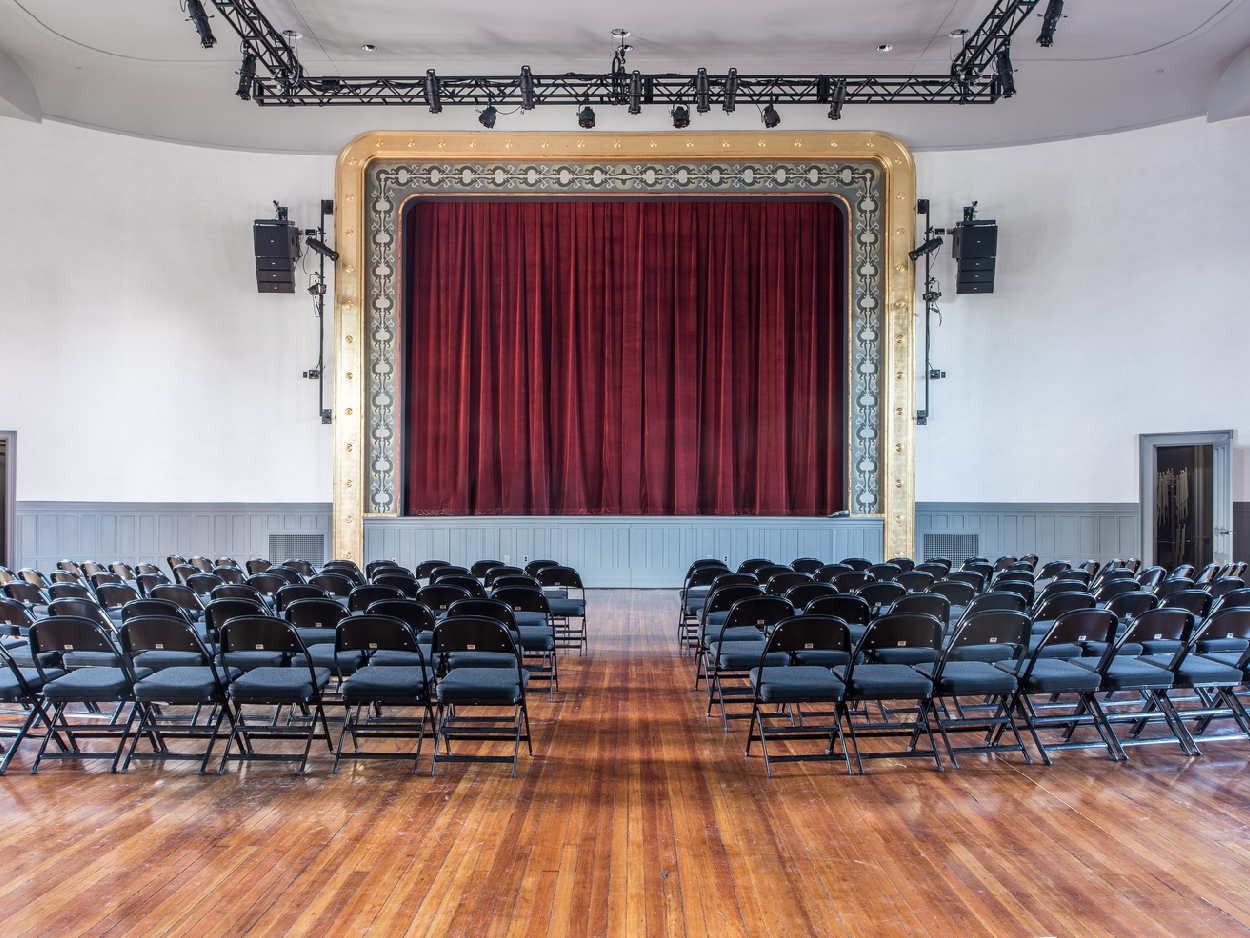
[996,48,1015,97]
[909,235,944,261]
[828,78,846,120]
[304,235,340,262]
[424,69,442,113]
[1037,0,1063,47]
[761,102,780,128]
[723,68,738,113]
[185,0,216,49]
[478,105,498,128]
[520,66,536,110]
[671,104,690,129]
[578,105,596,129]
[236,52,256,100]
[695,68,711,113]
[628,70,642,114]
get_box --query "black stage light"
[185,0,216,48]
[424,69,442,113]
[1037,0,1063,47]
[671,104,690,129]
[578,105,596,128]
[520,66,536,110]
[761,102,780,128]
[695,68,710,113]
[628,70,642,114]
[723,68,738,112]
[909,235,944,261]
[479,105,497,128]
[236,52,256,100]
[996,48,1015,97]
[828,78,846,120]
[305,236,340,262]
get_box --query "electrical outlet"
[503,554,510,564]
[523,555,528,564]
[722,555,729,564]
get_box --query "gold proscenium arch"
[332,131,916,565]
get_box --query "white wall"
[913,115,1250,503]
[0,118,336,502]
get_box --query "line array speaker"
[952,218,998,294]
[253,220,299,293]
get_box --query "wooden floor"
[4,590,1250,937]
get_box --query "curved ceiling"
[2,0,1249,153]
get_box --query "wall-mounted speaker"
[953,218,998,294]
[253,219,299,293]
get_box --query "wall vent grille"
[268,534,325,568]
[922,533,979,563]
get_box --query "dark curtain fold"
[403,199,845,516]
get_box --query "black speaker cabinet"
[953,219,998,294]
[253,220,299,294]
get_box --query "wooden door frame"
[0,430,13,569]
[1139,429,1234,568]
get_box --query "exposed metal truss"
[202,0,1052,110]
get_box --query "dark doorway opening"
[1154,443,1213,571]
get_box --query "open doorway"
[0,431,12,569]
[1140,430,1233,569]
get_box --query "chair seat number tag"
[63,644,73,650]
[804,642,814,649]
[467,644,476,650]
[369,642,377,648]
[255,644,264,650]
[514,606,521,611]
[315,622,322,628]
[1154,633,1162,639]
[1078,635,1086,641]
[1228,632,1235,638]
[897,640,907,646]
[988,637,997,643]
[155,643,164,649]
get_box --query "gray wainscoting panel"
[364,516,886,588]
[915,502,1140,566]
[15,502,332,573]
[1235,502,1250,563]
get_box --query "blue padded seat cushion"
[1137,653,1243,686]
[340,665,431,700]
[0,667,64,698]
[704,625,765,643]
[869,647,940,666]
[517,626,555,651]
[43,666,152,700]
[1080,642,1143,659]
[134,666,241,699]
[792,649,851,667]
[547,599,584,617]
[750,665,844,701]
[948,644,1018,663]
[133,649,206,671]
[61,651,121,669]
[913,660,1016,696]
[292,646,365,673]
[702,612,731,628]
[436,667,527,703]
[228,666,331,699]
[369,648,432,667]
[1196,637,1250,654]
[834,663,934,698]
[716,642,786,671]
[994,658,1101,694]
[1027,637,1087,659]
[511,611,549,629]
[447,651,519,670]
[295,627,339,646]
[1069,657,1173,691]
[1139,639,1183,655]
[222,650,286,670]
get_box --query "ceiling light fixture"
[304,236,340,262]
[478,105,497,128]
[671,104,690,129]
[578,105,596,128]
[361,44,376,53]
[1036,0,1063,47]
[424,69,442,113]
[761,102,780,128]
[236,52,256,100]
[281,29,301,44]
[877,44,893,53]
[184,0,216,49]
[949,29,969,39]
[695,68,711,114]
[519,66,536,109]
[827,77,847,120]
[723,68,738,112]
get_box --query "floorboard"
[2,589,1250,937]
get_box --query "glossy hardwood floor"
[3,589,1250,937]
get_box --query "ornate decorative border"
[333,132,915,563]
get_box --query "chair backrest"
[491,586,552,615]
[719,595,795,637]
[915,561,951,578]
[887,557,916,573]
[309,573,355,597]
[121,616,216,670]
[1207,577,1246,598]
[855,581,907,609]
[414,559,452,579]
[1038,579,1089,600]
[1194,563,1221,585]
[471,560,507,579]
[1159,589,1213,619]
[96,583,140,610]
[30,616,129,681]
[1104,591,1158,622]
[372,572,421,596]
[525,559,561,577]
[894,570,936,593]
[283,559,316,577]
[432,616,520,666]
[188,556,214,573]
[944,570,985,592]
[683,562,728,590]
[840,558,874,572]
[1125,607,1194,646]
[961,591,1028,618]
[211,583,268,605]
[1036,609,1117,651]
[762,614,852,657]
[765,571,811,595]
[813,563,854,583]
[185,573,225,598]
[321,562,365,585]
[1212,588,1250,613]
[135,572,170,596]
[347,584,407,612]
[365,560,406,579]
[415,584,472,613]
[535,566,584,591]
[927,580,977,607]
[336,614,427,678]
[1031,592,1095,622]
[218,617,311,674]
[888,592,950,627]
[172,564,199,586]
[1037,560,1072,580]
[447,598,517,630]
[245,573,288,597]
[702,584,763,616]
[89,571,123,589]
[753,564,793,586]
[832,571,874,592]
[483,566,525,586]
[265,566,305,585]
[1094,579,1141,602]
[122,597,191,623]
[49,583,93,601]
[1196,608,1250,662]
[203,597,270,634]
[275,584,330,612]
[853,613,943,664]
[991,580,1034,604]
[866,563,902,581]
[47,597,113,630]
[962,561,995,580]
[365,598,438,633]
[0,598,35,628]
[737,558,774,574]
[708,573,757,592]
[430,565,473,582]
[803,593,871,626]
[1156,577,1196,598]
[790,557,824,574]
[945,610,1031,660]
[134,563,162,576]
[435,575,488,598]
[784,581,837,608]
[0,642,39,699]
[993,556,1018,572]
[284,597,351,633]
[150,584,205,614]
[246,557,272,575]
[1136,566,1166,588]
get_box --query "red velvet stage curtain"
[404,199,845,515]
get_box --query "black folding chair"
[0,643,67,774]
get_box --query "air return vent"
[922,533,979,563]
[268,534,325,568]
